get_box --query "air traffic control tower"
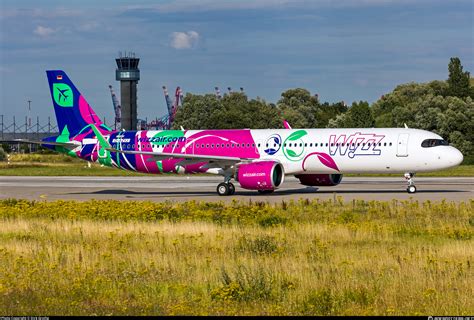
[115,52,140,130]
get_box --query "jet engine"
[236,161,284,190]
[295,174,343,186]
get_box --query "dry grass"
[0,198,473,315]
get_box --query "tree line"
[173,57,473,158]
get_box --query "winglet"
[283,120,292,129]
[180,126,185,131]
[90,124,112,149]
[404,123,408,129]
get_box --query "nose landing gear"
[404,173,416,193]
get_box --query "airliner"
[12,70,464,195]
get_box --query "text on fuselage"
[329,133,385,158]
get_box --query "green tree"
[277,88,320,128]
[317,102,348,128]
[172,93,222,129]
[173,92,280,129]
[447,57,471,98]
[348,101,374,127]
[0,147,6,161]
[327,101,373,128]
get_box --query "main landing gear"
[404,172,417,194]
[217,182,235,196]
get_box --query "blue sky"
[0,0,472,125]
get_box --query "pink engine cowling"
[236,161,284,190]
[295,174,343,186]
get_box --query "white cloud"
[33,25,56,37]
[170,31,199,49]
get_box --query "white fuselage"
[245,128,463,175]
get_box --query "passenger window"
[389,143,392,146]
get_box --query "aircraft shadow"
[69,187,465,197]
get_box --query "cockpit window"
[421,139,449,148]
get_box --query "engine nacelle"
[295,174,343,186]
[236,161,284,190]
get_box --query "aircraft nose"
[448,147,464,166]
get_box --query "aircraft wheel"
[217,182,230,196]
[407,185,417,194]
[228,183,236,195]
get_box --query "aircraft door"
[396,133,409,157]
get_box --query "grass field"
[1,153,473,177]
[0,198,472,315]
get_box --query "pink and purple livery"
[13,70,464,195]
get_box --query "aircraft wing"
[2,139,81,150]
[108,148,246,170]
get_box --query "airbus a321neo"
[13,71,464,195]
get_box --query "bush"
[0,147,7,161]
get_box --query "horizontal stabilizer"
[1,139,81,150]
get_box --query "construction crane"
[162,86,173,115]
[108,85,121,130]
[108,84,182,131]
[146,86,183,130]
